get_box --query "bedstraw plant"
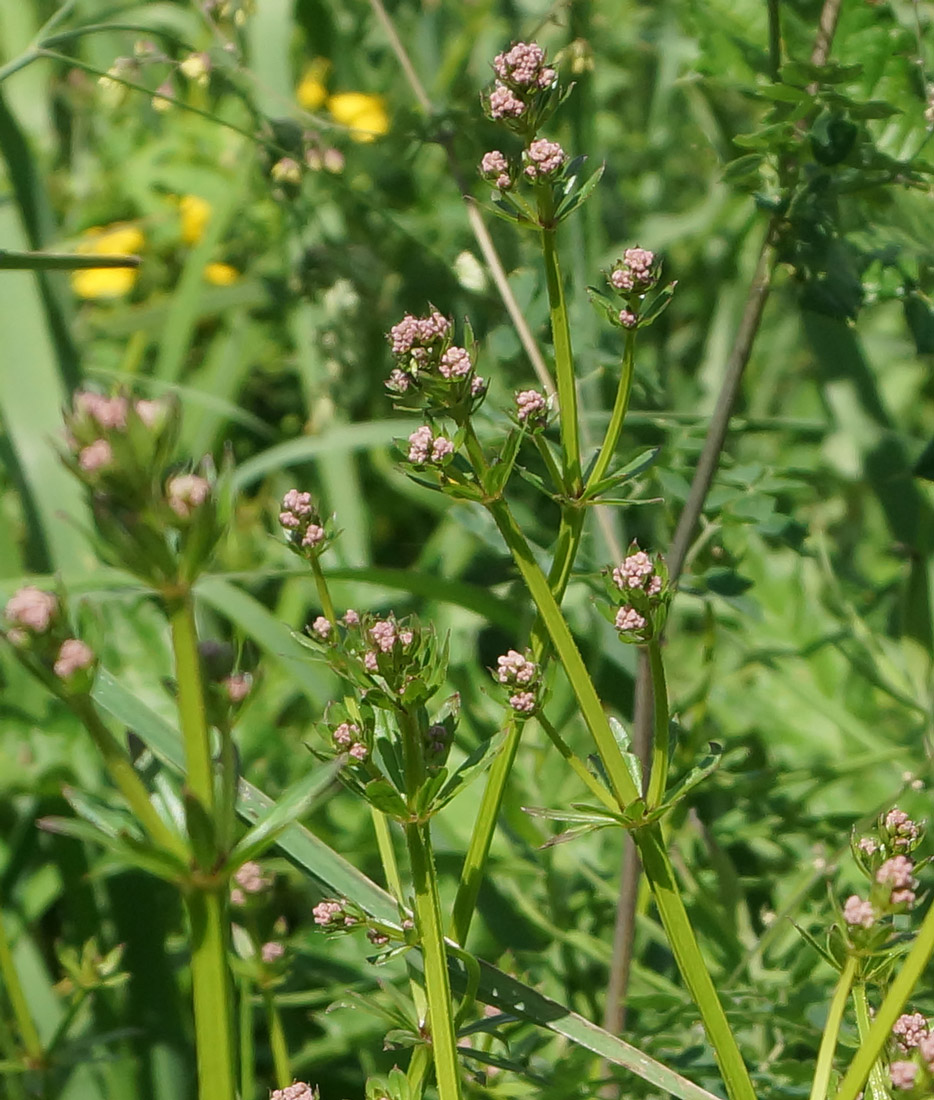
[2,7,934,1100]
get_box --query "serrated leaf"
[722,154,765,184]
[363,778,409,819]
[433,731,505,812]
[555,161,606,221]
[657,744,722,811]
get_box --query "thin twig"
[366,0,555,396]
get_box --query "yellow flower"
[297,58,331,111]
[70,224,144,300]
[179,194,212,245]
[327,92,389,143]
[204,262,239,286]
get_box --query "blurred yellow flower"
[179,194,212,245]
[327,92,389,143]
[297,58,331,111]
[71,224,144,300]
[204,262,239,285]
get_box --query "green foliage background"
[1,0,933,1097]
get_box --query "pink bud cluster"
[166,473,210,518]
[488,83,526,120]
[493,42,556,90]
[523,139,566,179]
[842,894,875,929]
[888,1028,934,1092]
[494,649,541,713]
[271,1083,318,1100]
[231,860,272,906]
[480,150,512,190]
[279,489,326,550]
[515,389,547,428]
[66,391,170,479]
[894,1012,930,1053]
[439,346,472,379]
[4,587,95,683]
[877,854,917,907]
[332,720,369,762]
[884,808,922,850]
[389,310,451,356]
[611,544,666,640]
[408,426,455,465]
[610,247,658,293]
[5,587,58,634]
[312,898,359,928]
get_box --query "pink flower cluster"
[618,310,638,329]
[523,139,566,180]
[68,392,170,479]
[408,426,455,465]
[493,42,556,90]
[496,649,537,685]
[480,150,511,190]
[494,650,540,713]
[224,674,251,703]
[53,638,94,679]
[271,1083,317,1100]
[312,899,358,928]
[311,615,331,639]
[439,346,472,379]
[894,1012,930,1052]
[166,473,210,518]
[515,389,547,425]
[389,310,451,356]
[488,83,526,120]
[842,894,875,928]
[885,808,922,850]
[614,549,663,594]
[332,721,368,761]
[878,854,917,907]
[5,587,58,634]
[231,860,272,906]
[261,941,285,963]
[610,247,657,293]
[279,489,326,549]
[369,618,414,653]
[615,606,646,632]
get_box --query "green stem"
[534,433,565,494]
[540,221,581,492]
[70,696,186,857]
[217,727,238,853]
[263,988,291,1088]
[186,889,236,1100]
[406,1044,432,1099]
[239,976,255,1100]
[645,642,670,808]
[371,806,405,902]
[311,554,336,626]
[537,713,619,813]
[485,497,640,807]
[633,826,756,1100]
[585,327,637,493]
[450,717,523,946]
[851,983,888,1100]
[834,896,934,1100]
[167,593,215,815]
[0,901,42,1065]
[810,956,858,1100]
[405,822,463,1100]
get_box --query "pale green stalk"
[585,327,637,493]
[168,591,236,1100]
[310,553,336,626]
[264,989,291,1088]
[405,820,463,1100]
[644,641,670,808]
[851,983,888,1100]
[239,975,255,1100]
[538,202,581,493]
[167,594,215,815]
[0,901,42,1066]
[186,890,237,1100]
[809,956,858,1100]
